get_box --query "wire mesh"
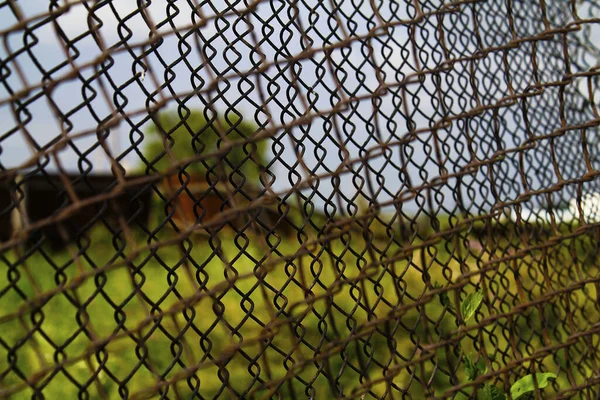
[0,0,599,398]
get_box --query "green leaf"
[510,373,557,399]
[433,281,451,308]
[460,290,484,322]
[477,384,506,400]
[440,292,451,307]
[464,354,488,381]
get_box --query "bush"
[140,109,269,184]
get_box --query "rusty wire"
[0,0,599,399]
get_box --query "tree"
[141,109,268,186]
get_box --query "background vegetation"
[1,213,597,399]
[140,109,269,185]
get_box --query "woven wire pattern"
[0,0,599,398]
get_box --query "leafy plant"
[464,359,557,400]
[477,383,505,400]
[141,109,269,183]
[509,373,557,399]
[460,290,484,323]
[473,372,558,400]
[464,354,487,381]
[434,281,451,308]
[454,290,558,399]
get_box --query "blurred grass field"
[1,215,599,399]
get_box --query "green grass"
[0,217,598,399]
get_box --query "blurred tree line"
[141,109,269,185]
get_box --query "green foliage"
[477,384,506,400]
[464,354,487,381]
[141,109,268,182]
[463,354,557,399]
[0,226,433,399]
[455,291,557,399]
[1,225,569,399]
[460,290,483,322]
[509,373,557,400]
[434,281,451,308]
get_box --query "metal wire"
[0,0,599,398]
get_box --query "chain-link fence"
[1,0,599,398]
